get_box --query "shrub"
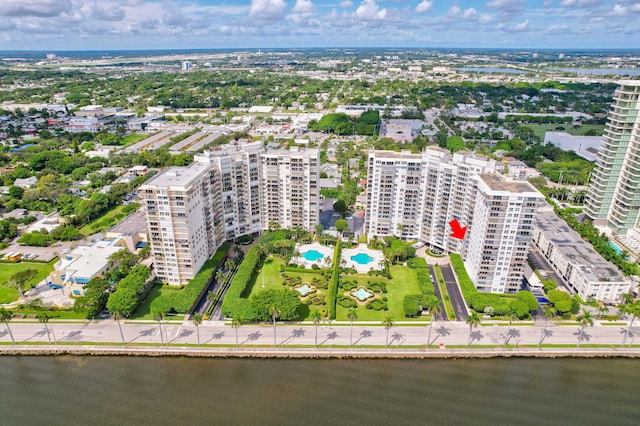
[366,299,387,311]
[337,295,357,308]
[403,294,424,317]
[327,242,341,320]
[340,281,357,291]
[311,264,319,270]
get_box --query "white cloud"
[559,0,601,7]
[249,0,288,20]
[513,19,530,31]
[485,0,525,15]
[355,0,387,21]
[446,5,461,18]
[462,8,478,19]
[91,6,126,22]
[292,0,314,13]
[545,24,569,32]
[340,0,353,7]
[0,0,72,18]
[415,0,433,14]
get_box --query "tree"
[106,288,139,318]
[0,308,15,345]
[315,224,324,239]
[619,301,640,347]
[333,199,347,215]
[427,300,442,349]
[348,309,358,348]
[547,289,573,313]
[231,316,243,346]
[335,219,349,235]
[192,312,203,346]
[152,308,166,345]
[540,305,557,348]
[113,311,126,346]
[505,305,519,347]
[38,313,53,344]
[382,316,394,347]
[269,305,280,348]
[576,309,594,348]
[249,289,300,321]
[516,291,538,312]
[466,312,481,347]
[312,310,322,348]
[7,268,38,298]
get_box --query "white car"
[413,242,425,249]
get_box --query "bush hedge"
[221,244,261,318]
[365,299,388,311]
[407,257,428,269]
[337,295,357,308]
[327,242,341,320]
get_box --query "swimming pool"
[302,250,324,261]
[351,253,374,265]
[608,242,623,255]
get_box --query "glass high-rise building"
[585,80,640,235]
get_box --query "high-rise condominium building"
[585,80,640,235]
[365,147,497,253]
[261,147,320,231]
[141,143,319,284]
[464,175,543,293]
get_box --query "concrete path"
[0,320,637,350]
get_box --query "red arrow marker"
[449,219,467,240]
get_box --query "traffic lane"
[440,265,469,321]
[429,265,448,321]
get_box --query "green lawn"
[129,285,186,321]
[336,265,424,322]
[247,257,333,321]
[526,123,605,141]
[79,205,129,236]
[121,133,148,146]
[0,260,57,304]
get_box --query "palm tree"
[312,310,322,348]
[0,308,15,345]
[231,316,243,346]
[427,302,443,349]
[113,311,126,346]
[576,309,594,348]
[215,271,225,283]
[382,316,394,347]
[539,305,556,348]
[619,302,639,347]
[192,313,203,346]
[348,309,358,348]
[152,309,165,345]
[255,243,268,259]
[37,313,53,344]
[597,302,609,319]
[269,305,280,348]
[505,306,519,347]
[466,312,481,347]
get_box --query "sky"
[0,0,639,50]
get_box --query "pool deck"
[341,244,384,274]
[292,242,333,269]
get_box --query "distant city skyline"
[0,0,639,50]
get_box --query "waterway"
[551,67,640,76]
[455,67,528,74]
[1,357,639,425]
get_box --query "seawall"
[1,345,640,359]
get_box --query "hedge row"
[327,242,341,320]
[152,243,230,314]
[107,266,151,315]
[221,245,262,319]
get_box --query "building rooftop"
[109,209,147,236]
[479,174,539,194]
[59,240,124,281]
[536,210,625,282]
[142,162,209,189]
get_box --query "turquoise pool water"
[351,287,373,301]
[295,284,314,297]
[608,242,623,255]
[302,250,324,261]
[351,253,374,265]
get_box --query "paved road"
[440,265,469,321]
[428,265,448,322]
[1,320,637,348]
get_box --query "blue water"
[455,67,528,74]
[302,250,324,261]
[608,242,623,255]
[352,287,373,301]
[351,253,374,265]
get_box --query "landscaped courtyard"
[341,244,384,274]
[291,242,333,269]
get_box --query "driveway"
[440,264,469,321]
